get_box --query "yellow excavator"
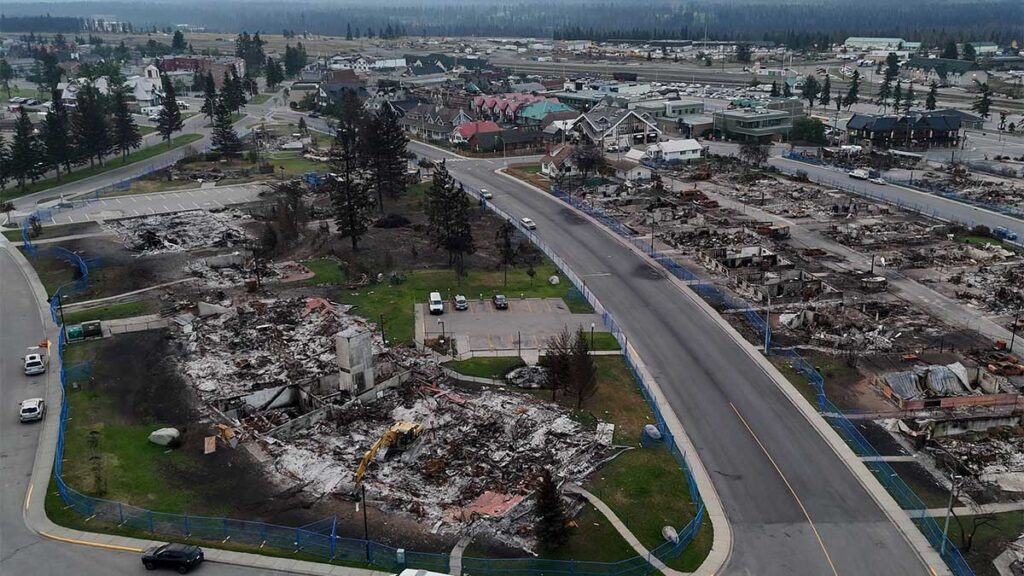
[354,421,423,486]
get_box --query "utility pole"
[379,313,386,346]
[764,295,772,354]
[940,474,963,556]
[1010,307,1021,352]
[361,485,370,562]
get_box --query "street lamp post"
[590,322,595,349]
[437,320,446,343]
[1010,307,1021,352]
[940,474,963,556]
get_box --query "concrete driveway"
[417,297,606,353]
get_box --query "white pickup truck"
[848,168,870,180]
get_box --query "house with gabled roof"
[572,104,661,149]
[846,112,962,149]
[450,120,502,144]
[902,58,988,88]
[540,144,578,177]
[517,100,576,128]
[399,103,473,141]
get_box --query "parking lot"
[416,297,607,353]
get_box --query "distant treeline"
[0,14,83,33]
[1,1,1021,48]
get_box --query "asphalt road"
[0,246,288,575]
[410,141,931,575]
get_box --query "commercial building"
[846,112,962,149]
[712,108,793,142]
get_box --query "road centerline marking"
[730,401,840,576]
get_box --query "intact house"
[902,58,988,88]
[318,69,369,107]
[450,120,501,145]
[645,139,704,163]
[607,158,652,181]
[846,112,962,149]
[539,144,578,178]
[468,129,545,154]
[400,104,474,142]
[712,108,792,142]
[517,100,576,129]
[572,104,661,149]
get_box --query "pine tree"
[71,83,110,167]
[328,127,375,251]
[446,183,475,276]
[42,85,73,177]
[769,81,779,97]
[801,75,820,111]
[111,87,142,161]
[902,83,916,114]
[200,72,217,122]
[876,75,892,112]
[211,99,243,159]
[364,107,409,212]
[569,328,597,409]
[426,160,476,272]
[0,133,10,194]
[0,58,13,98]
[941,41,958,60]
[843,70,860,110]
[925,80,938,110]
[265,57,284,89]
[971,82,993,119]
[9,108,46,190]
[346,23,353,40]
[533,469,568,551]
[891,80,904,114]
[171,30,187,51]
[818,76,831,108]
[156,74,184,146]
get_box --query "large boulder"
[148,427,180,447]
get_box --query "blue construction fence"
[47,195,702,576]
[530,182,975,576]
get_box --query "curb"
[493,170,732,576]
[496,167,952,576]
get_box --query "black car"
[492,294,509,310]
[142,543,204,573]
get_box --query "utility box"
[337,326,375,393]
[81,321,102,339]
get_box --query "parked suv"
[142,543,204,573]
[24,353,46,375]
[492,294,509,310]
[428,291,444,315]
[453,294,469,311]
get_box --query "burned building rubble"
[177,296,612,551]
[106,210,251,255]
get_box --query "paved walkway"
[920,502,1024,518]
[10,231,114,247]
[449,534,474,576]
[564,483,681,576]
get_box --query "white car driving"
[19,398,45,423]
[520,217,537,230]
[24,353,46,375]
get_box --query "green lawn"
[138,125,157,136]
[62,300,157,325]
[443,356,525,379]
[338,262,580,345]
[589,332,621,351]
[559,356,711,569]
[205,112,243,127]
[2,85,47,100]
[59,342,196,513]
[301,258,347,285]
[946,510,1024,576]
[3,221,102,242]
[250,94,273,105]
[6,134,203,200]
[958,234,1024,255]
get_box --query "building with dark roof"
[846,112,962,149]
[902,58,988,88]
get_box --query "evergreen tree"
[42,85,73,177]
[902,83,916,114]
[891,80,904,114]
[0,133,10,195]
[265,57,284,89]
[735,43,751,63]
[200,71,217,122]
[925,80,939,110]
[156,74,184,146]
[971,81,993,118]
[211,99,243,158]
[801,75,820,110]
[71,83,110,167]
[533,469,568,551]
[769,81,779,97]
[843,70,860,110]
[569,328,597,409]
[171,30,187,51]
[495,219,517,286]
[962,42,976,61]
[328,126,375,250]
[425,160,475,274]
[9,109,46,190]
[0,59,13,98]
[884,52,900,80]
[876,74,892,111]
[346,23,353,40]
[818,76,831,108]
[111,87,142,161]
[941,41,958,60]
[364,107,409,212]
[227,67,247,111]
